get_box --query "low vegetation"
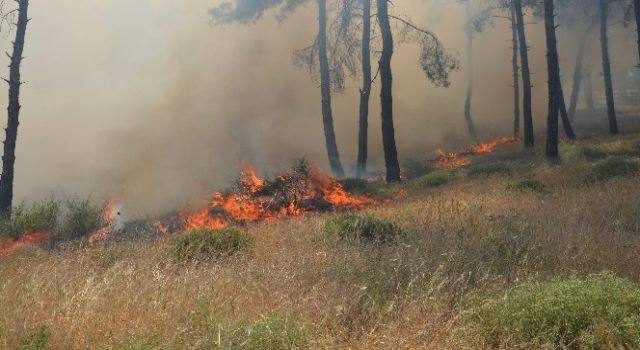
[414,170,454,188]
[167,228,253,262]
[3,132,640,349]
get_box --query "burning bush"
[0,199,59,240]
[465,273,640,349]
[322,215,404,243]
[167,228,253,262]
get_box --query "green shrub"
[466,273,640,349]
[54,198,105,242]
[403,158,434,179]
[323,215,404,243]
[584,156,640,184]
[219,315,309,350]
[20,325,51,350]
[167,228,253,262]
[582,138,640,160]
[507,179,547,193]
[414,171,454,188]
[340,178,400,201]
[1,200,59,240]
[466,162,513,177]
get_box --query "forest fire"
[435,137,518,169]
[87,198,120,246]
[0,231,51,256]
[175,162,373,232]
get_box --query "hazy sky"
[0,0,635,216]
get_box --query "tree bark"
[356,0,371,179]
[377,0,400,183]
[514,0,534,147]
[0,0,29,217]
[635,0,640,65]
[568,29,589,121]
[559,83,576,140]
[464,0,479,141]
[599,0,618,135]
[511,5,520,138]
[318,0,345,177]
[544,0,561,158]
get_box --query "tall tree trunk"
[544,0,561,158]
[634,0,640,65]
[584,66,596,110]
[599,0,618,135]
[356,0,371,179]
[318,0,345,177]
[377,0,400,183]
[464,0,479,141]
[514,0,534,147]
[559,83,576,140]
[0,0,29,217]
[568,29,589,121]
[511,5,520,138]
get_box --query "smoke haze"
[1,0,636,216]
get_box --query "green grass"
[466,273,640,349]
[322,215,404,243]
[414,171,454,188]
[219,314,309,350]
[167,228,253,262]
[465,162,514,177]
[507,179,547,193]
[20,325,51,350]
[584,156,640,184]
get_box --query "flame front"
[436,137,518,170]
[87,197,119,246]
[0,231,51,256]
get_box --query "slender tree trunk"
[318,0,345,177]
[464,0,479,141]
[568,29,589,121]
[0,0,29,217]
[584,66,596,110]
[544,0,561,158]
[599,0,618,135]
[377,0,400,183]
[559,83,576,139]
[511,6,520,138]
[356,0,371,179]
[514,0,534,147]
[634,0,640,65]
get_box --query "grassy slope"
[3,132,640,349]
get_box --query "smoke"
[0,0,635,217]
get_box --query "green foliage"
[167,228,253,262]
[466,162,513,177]
[112,339,171,350]
[582,137,640,160]
[54,198,105,242]
[466,273,640,349]
[323,215,404,243]
[219,315,309,350]
[507,179,547,193]
[340,178,400,201]
[1,200,59,240]
[20,325,51,350]
[414,171,454,188]
[402,158,434,179]
[584,156,640,184]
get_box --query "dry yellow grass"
[2,134,640,349]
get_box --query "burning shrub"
[20,324,51,350]
[507,178,547,193]
[584,156,640,184]
[218,314,309,350]
[414,171,454,188]
[0,199,59,240]
[54,198,106,242]
[323,215,404,243]
[167,228,252,262]
[465,273,640,349]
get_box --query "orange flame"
[87,197,119,246]
[0,231,51,256]
[180,164,373,232]
[436,137,518,170]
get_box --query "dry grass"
[2,133,640,349]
